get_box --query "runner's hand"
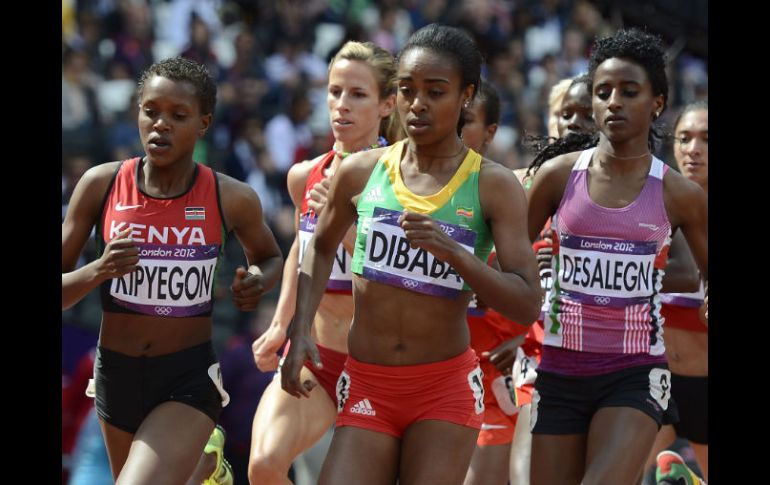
[231,265,266,311]
[97,227,139,281]
[308,178,331,216]
[482,334,526,374]
[280,332,322,398]
[252,324,287,371]
[398,210,459,262]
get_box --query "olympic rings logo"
[154,306,173,316]
[593,296,611,305]
[401,279,420,289]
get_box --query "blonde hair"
[329,41,405,143]
[547,78,573,138]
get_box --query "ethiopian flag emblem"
[456,207,474,218]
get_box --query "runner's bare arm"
[62,162,138,310]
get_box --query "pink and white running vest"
[544,148,672,364]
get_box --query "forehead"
[398,48,460,81]
[593,57,650,85]
[329,59,378,88]
[564,82,591,104]
[676,109,708,132]
[141,75,199,108]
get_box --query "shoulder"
[662,167,707,224]
[526,150,585,211]
[64,161,124,225]
[293,155,325,174]
[337,147,385,180]
[288,156,322,186]
[86,160,123,180]
[528,150,583,192]
[287,155,325,205]
[662,167,706,207]
[216,171,260,206]
[325,148,385,202]
[79,161,123,194]
[535,150,582,180]
[480,159,520,188]
[478,160,528,217]
[215,172,264,229]
[662,166,702,198]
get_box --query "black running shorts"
[94,341,227,433]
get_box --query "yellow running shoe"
[202,425,234,485]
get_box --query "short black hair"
[399,24,482,98]
[588,28,668,111]
[137,57,217,115]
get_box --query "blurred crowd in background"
[62,1,707,481]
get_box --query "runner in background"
[510,73,597,484]
[461,80,530,485]
[647,100,709,485]
[249,40,402,485]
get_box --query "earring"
[464,101,470,109]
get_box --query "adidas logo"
[349,398,376,416]
[363,187,384,203]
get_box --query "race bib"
[207,363,230,407]
[336,371,351,413]
[110,243,219,317]
[298,215,352,291]
[467,366,485,415]
[557,234,657,307]
[512,346,538,389]
[648,367,671,410]
[85,378,96,398]
[362,207,476,298]
[491,375,519,416]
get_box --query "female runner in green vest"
[281,24,541,485]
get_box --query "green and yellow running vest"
[351,140,493,298]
